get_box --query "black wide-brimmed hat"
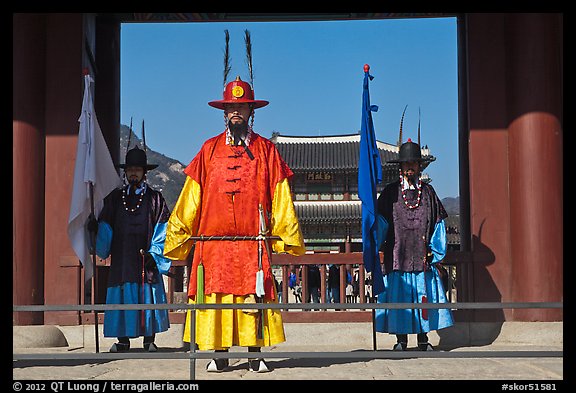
[388,139,428,163]
[118,145,158,170]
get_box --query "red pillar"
[466,14,514,322]
[90,14,122,305]
[13,14,47,325]
[506,14,563,321]
[43,13,85,325]
[466,13,562,322]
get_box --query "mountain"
[441,196,460,216]
[120,124,186,211]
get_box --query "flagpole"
[359,64,382,349]
[88,182,100,353]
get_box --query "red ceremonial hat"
[208,76,269,110]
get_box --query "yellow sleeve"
[164,176,202,260]
[270,178,306,256]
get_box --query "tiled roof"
[271,134,434,171]
[294,200,459,244]
[294,201,361,223]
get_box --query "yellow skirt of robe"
[182,293,286,351]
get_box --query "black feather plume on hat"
[245,29,254,88]
[223,29,231,89]
[398,105,408,147]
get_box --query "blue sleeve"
[376,213,388,250]
[429,220,447,263]
[95,221,113,259]
[148,221,172,275]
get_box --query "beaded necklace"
[122,183,145,212]
[400,174,422,209]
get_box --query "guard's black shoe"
[248,358,270,373]
[393,342,407,351]
[144,342,158,352]
[206,359,229,372]
[418,342,434,351]
[109,342,130,353]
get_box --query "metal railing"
[166,254,459,311]
[13,301,563,380]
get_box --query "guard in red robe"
[164,76,305,373]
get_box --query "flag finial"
[364,64,370,73]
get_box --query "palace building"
[270,133,436,253]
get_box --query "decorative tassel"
[196,263,205,304]
[255,270,265,297]
[421,295,428,320]
[256,203,266,297]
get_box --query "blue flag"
[358,65,384,296]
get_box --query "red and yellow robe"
[164,130,305,350]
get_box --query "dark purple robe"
[98,185,170,287]
[377,180,447,275]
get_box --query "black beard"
[229,121,248,143]
[128,177,142,186]
[404,173,418,184]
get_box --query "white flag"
[67,74,121,281]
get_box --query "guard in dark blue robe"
[93,145,171,352]
[375,124,454,351]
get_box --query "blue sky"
[120,17,459,199]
